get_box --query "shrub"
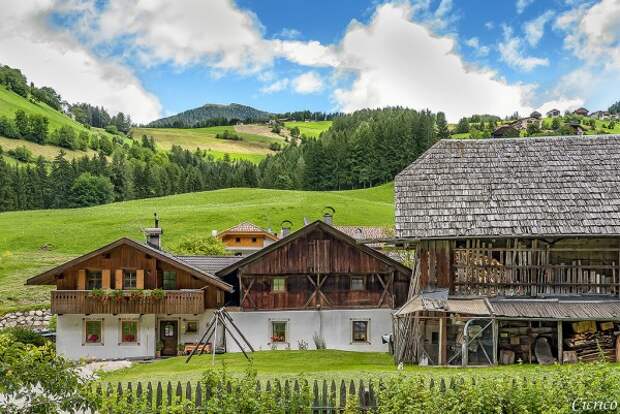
[172,235,228,255]
[7,145,33,162]
[2,326,47,347]
[215,130,242,141]
[269,142,282,151]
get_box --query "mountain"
[147,103,272,128]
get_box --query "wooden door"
[159,320,178,356]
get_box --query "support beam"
[438,316,447,366]
[557,320,563,364]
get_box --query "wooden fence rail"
[96,378,381,412]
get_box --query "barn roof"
[178,255,244,275]
[395,135,620,240]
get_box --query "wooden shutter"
[115,269,123,289]
[136,269,144,289]
[77,269,86,290]
[102,270,111,289]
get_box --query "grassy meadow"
[284,121,332,138]
[0,183,394,313]
[99,349,586,384]
[131,126,284,163]
[0,136,96,161]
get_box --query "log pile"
[564,322,618,363]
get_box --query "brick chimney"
[144,213,163,250]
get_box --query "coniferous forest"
[0,107,445,212]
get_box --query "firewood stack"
[564,321,618,363]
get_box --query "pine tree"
[435,112,450,139]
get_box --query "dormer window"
[86,271,102,290]
[123,270,137,289]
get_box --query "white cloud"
[464,37,490,56]
[275,28,301,39]
[260,78,289,94]
[535,98,585,114]
[332,3,534,121]
[499,25,549,71]
[292,72,323,94]
[271,40,339,67]
[485,21,495,30]
[524,10,554,47]
[516,0,534,14]
[0,0,161,123]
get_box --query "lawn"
[284,121,332,138]
[99,349,585,384]
[0,183,394,313]
[131,126,284,163]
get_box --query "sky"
[1,0,619,124]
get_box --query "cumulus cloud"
[292,72,323,94]
[464,37,490,56]
[516,0,534,14]
[275,28,301,39]
[331,3,534,121]
[524,10,554,47]
[271,40,339,67]
[260,78,290,94]
[0,0,161,123]
[499,25,549,71]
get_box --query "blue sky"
[1,0,619,123]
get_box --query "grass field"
[284,121,332,138]
[99,350,580,384]
[0,183,393,313]
[131,126,284,163]
[0,136,95,161]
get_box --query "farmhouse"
[573,107,589,116]
[393,135,620,366]
[546,109,561,117]
[216,221,278,255]
[492,124,520,138]
[27,219,410,359]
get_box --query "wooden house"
[217,221,278,255]
[546,109,561,117]
[393,135,620,366]
[216,221,411,352]
[27,230,234,360]
[573,107,589,116]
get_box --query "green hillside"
[148,103,272,128]
[131,126,283,163]
[0,183,394,313]
[284,120,332,138]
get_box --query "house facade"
[216,221,411,352]
[393,135,620,366]
[217,221,278,255]
[27,235,233,360]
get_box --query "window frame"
[163,271,177,290]
[271,277,286,293]
[119,319,139,345]
[86,270,102,290]
[351,319,370,344]
[270,320,288,343]
[83,319,104,346]
[350,276,365,291]
[185,321,198,334]
[123,269,137,290]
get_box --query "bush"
[68,172,114,207]
[172,235,228,255]
[269,142,282,151]
[215,130,242,141]
[2,326,47,346]
[7,145,33,162]
[104,124,121,135]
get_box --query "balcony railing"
[452,247,620,297]
[51,290,205,314]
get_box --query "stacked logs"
[564,321,617,363]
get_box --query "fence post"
[176,381,183,400]
[116,382,123,402]
[195,382,202,408]
[313,380,319,413]
[330,380,336,413]
[156,382,162,408]
[147,382,153,409]
[186,381,192,401]
[339,380,347,410]
[136,382,143,400]
[127,382,133,404]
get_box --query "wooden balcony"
[51,290,205,315]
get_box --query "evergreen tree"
[436,112,450,139]
[68,173,114,207]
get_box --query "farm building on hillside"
[216,221,278,255]
[393,135,620,366]
[573,107,589,116]
[546,109,561,117]
[216,220,411,352]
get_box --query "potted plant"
[150,288,165,301]
[88,288,105,301]
[110,289,124,303]
[156,340,164,358]
[129,290,144,300]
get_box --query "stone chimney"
[322,207,335,225]
[144,213,163,250]
[280,220,292,238]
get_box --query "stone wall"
[0,309,53,332]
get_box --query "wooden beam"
[557,321,563,364]
[438,316,447,366]
[240,277,256,309]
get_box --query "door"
[159,320,178,356]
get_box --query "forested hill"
[147,103,272,128]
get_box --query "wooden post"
[77,269,86,290]
[102,269,111,289]
[438,316,447,365]
[492,319,498,366]
[557,320,563,364]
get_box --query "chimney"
[280,220,292,238]
[211,229,218,237]
[144,213,163,250]
[322,206,335,225]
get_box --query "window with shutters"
[123,270,137,289]
[163,271,177,290]
[86,270,102,290]
[120,320,138,344]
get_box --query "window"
[272,277,286,292]
[350,276,365,291]
[120,320,138,344]
[85,320,102,344]
[163,271,177,290]
[87,270,102,290]
[235,237,241,243]
[251,237,257,243]
[123,270,137,289]
[271,321,287,343]
[352,320,369,343]
[185,321,198,333]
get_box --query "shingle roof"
[395,135,620,239]
[334,226,392,241]
[489,298,620,320]
[178,256,244,274]
[218,221,277,240]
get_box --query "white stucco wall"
[225,309,394,353]
[57,314,157,360]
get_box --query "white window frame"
[271,277,286,293]
[123,269,137,289]
[351,319,370,344]
[119,318,140,345]
[83,318,104,346]
[86,270,102,290]
[269,319,289,344]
